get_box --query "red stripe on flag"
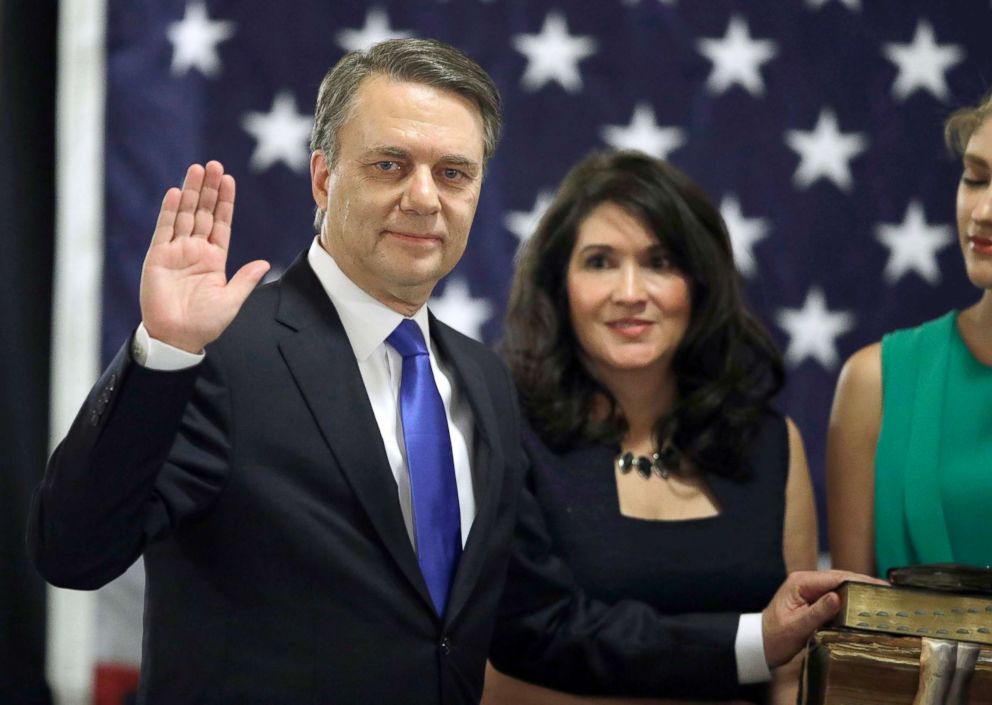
[94,662,140,705]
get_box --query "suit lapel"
[274,256,435,613]
[430,317,506,626]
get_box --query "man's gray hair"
[310,38,502,231]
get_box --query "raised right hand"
[139,161,270,353]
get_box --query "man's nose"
[400,166,441,215]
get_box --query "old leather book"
[831,581,992,645]
[801,629,992,705]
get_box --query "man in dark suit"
[29,38,868,704]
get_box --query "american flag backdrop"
[57,0,992,700]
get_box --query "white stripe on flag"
[50,0,108,701]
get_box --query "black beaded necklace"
[615,443,680,480]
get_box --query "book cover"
[832,581,992,646]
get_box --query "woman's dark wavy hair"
[501,150,784,478]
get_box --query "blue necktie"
[387,319,461,615]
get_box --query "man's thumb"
[805,591,841,630]
[228,260,271,301]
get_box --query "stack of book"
[802,566,992,705]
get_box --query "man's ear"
[310,150,330,211]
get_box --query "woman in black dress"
[484,150,818,705]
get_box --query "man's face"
[311,75,486,313]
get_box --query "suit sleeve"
[489,426,743,698]
[27,336,231,590]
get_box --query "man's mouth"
[384,230,443,245]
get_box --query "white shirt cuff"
[133,323,205,370]
[735,612,771,684]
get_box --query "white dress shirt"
[133,236,768,683]
[304,239,476,549]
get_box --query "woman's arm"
[768,418,818,705]
[781,418,819,573]
[825,344,882,576]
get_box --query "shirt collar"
[306,237,431,361]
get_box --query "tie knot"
[387,319,429,358]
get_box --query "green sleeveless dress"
[875,311,992,577]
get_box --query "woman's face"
[957,117,992,290]
[566,201,692,384]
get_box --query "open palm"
[140,161,270,353]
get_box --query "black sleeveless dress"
[522,411,789,701]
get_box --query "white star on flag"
[776,287,855,369]
[166,1,235,77]
[720,195,769,278]
[882,20,964,102]
[785,109,868,191]
[241,91,313,173]
[806,0,860,10]
[505,191,555,243]
[336,7,413,53]
[513,11,597,93]
[601,103,686,160]
[875,201,953,285]
[697,15,778,97]
[430,279,493,342]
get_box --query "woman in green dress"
[828,92,992,577]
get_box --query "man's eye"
[442,168,465,181]
[374,161,399,172]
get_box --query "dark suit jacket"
[29,254,741,704]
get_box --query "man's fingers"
[821,569,886,584]
[831,570,888,587]
[790,569,882,603]
[764,585,843,667]
[192,161,225,239]
[763,571,871,668]
[210,174,237,249]
[151,188,182,245]
[174,164,206,239]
